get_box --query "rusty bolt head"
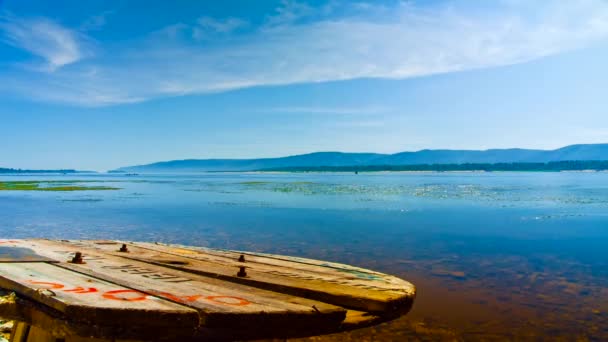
[238,254,245,262]
[119,244,129,252]
[237,266,247,277]
[70,252,85,264]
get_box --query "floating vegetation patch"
[0,181,120,191]
[184,188,243,194]
[128,180,176,184]
[209,201,239,206]
[209,201,274,207]
[176,179,608,206]
[232,181,608,205]
[61,198,104,202]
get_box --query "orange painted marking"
[28,281,65,289]
[63,286,99,294]
[150,291,251,306]
[102,289,148,301]
[206,295,250,306]
[24,280,249,306]
[152,291,203,303]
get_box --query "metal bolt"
[238,254,245,262]
[237,266,247,277]
[70,252,85,264]
[119,244,129,252]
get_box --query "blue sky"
[1,0,608,170]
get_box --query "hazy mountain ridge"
[114,144,608,172]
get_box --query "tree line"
[260,160,608,172]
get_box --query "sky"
[1,0,608,171]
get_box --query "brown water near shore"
[292,266,608,341]
[1,258,606,341]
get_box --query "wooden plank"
[0,246,55,263]
[0,263,199,330]
[166,242,392,276]
[0,240,56,263]
[10,322,29,342]
[6,240,346,331]
[59,240,414,313]
[134,241,414,291]
[1,294,197,341]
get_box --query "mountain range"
[113,144,608,172]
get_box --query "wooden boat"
[0,239,415,341]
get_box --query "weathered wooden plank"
[78,240,413,295]
[164,242,391,276]
[133,241,413,291]
[134,242,392,279]
[0,293,199,340]
[0,262,199,330]
[7,240,347,330]
[59,240,414,313]
[0,239,418,340]
[0,245,56,263]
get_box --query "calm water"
[1,172,608,340]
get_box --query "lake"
[1,172,607,340]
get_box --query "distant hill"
[113,144,608,173]
[115,152,384,172]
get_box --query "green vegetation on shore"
[259,160,608,172]
[0,181,120,191]
[0,168,83,174]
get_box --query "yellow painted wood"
[9,322,143,342]
[20,325,52,342]
[9,321,28,342]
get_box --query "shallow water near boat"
[1,172,607,340]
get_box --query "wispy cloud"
[193,16,248,40]
[198,16,247,33]
[265,0,316,27]
[263,106,388,115]
[0,13,93,71]
[2,0,608,105]
[331,119,386,128]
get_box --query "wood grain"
[5,239,346,330]
[64,239,415,313]
[0,239,417,339]
[0,262,199,329]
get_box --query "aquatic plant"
[0,181,120,191]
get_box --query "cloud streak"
[2,0,608,105]
[263,106,388,115]
[0,13,93,71]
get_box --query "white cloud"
[0,13,93,71]
[2,0,608,105]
